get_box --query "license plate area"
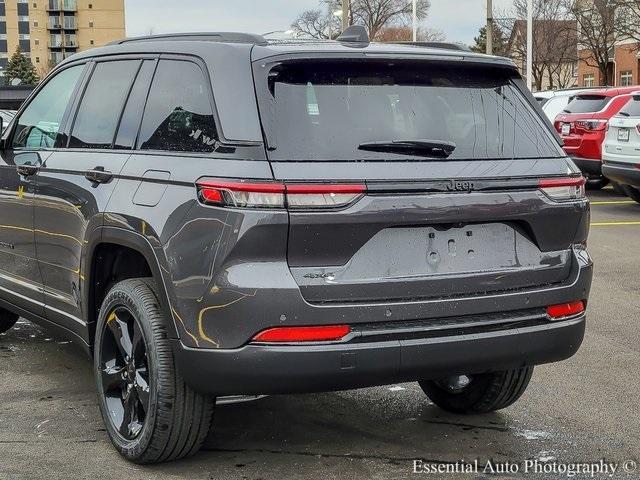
[561,123,571,135]
[618,128,630,142]
[290,223,572,303]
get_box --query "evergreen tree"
[470,22,509,56]
[4,47,39,85]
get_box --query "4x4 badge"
[447,180,475,192]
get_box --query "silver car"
[602,95,640,203]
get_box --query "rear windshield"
[261,60,562,161]
[563,95,609,114]
[258,60,562,161]
[618,97,640,117]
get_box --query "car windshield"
[259,60,562,161]
[563,95,609,114]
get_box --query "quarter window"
[12,64,83,149]
[69,60,140,149]
[138,60,217,152]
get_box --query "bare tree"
[291,8,333,39]
[292,0,431,40]
[563,0,629,86]
[502,0,577,91]
[376,25,445,42]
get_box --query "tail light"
[539,177,586,201]
[635,124,640,134]
[546,301,585,320]
[197,179,366,210]
[198,180,285,208]
[252,325,351,343]
[575,119,608,131]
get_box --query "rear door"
[255,58,586,304]
[33,58,145,337]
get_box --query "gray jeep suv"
[0,30,592,463]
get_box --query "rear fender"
[82,226,179,344]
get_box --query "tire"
[622,185,640,204]
[419,367,534,414]
[0,309,18,334]
[585,177,609,190]
[94,278,214,464]
[611,181,626,196]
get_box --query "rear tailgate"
[274,161,584,303]
[256,57,588,305]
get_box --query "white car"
[534,88,599,122]
[602,94,640,203]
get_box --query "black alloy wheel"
[99,306,150,440]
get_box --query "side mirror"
[14,151,42,167]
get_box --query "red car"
[554,86,639,188]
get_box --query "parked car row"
[537,86,640,202]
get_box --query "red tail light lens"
[252,325,351,343]
[197,179,366,209]
[636,124,640,134]
[539,177,586,201]
[575,119,608,131]
[197,180,285,208]
[546,301,585,320]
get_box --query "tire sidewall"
[94,284,161,460]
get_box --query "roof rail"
[110,32,268,46]
[392,41,471,52]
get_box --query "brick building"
[577,42,640,88]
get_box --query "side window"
[138,60,217,152]
[12,65,83,149]
[69,60,140,149]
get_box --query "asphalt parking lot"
[0,188,638,480]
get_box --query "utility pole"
[526,0,533,90]
[486,0,493,55]
[342,0,350,32]
[412,0,417,42]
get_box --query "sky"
[124,0,513,47]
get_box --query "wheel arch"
[83,226,179,349]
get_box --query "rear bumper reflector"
[252,325,351,343]
[546,301,585,320]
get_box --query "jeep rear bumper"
[173,314,586,396]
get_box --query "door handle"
[16,164,38,177]
[85,167,113,184]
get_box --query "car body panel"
[0,36,593,396]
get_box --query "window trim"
[3,52,261,159]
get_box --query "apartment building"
[577,41,640,88]
[0,0,125,78]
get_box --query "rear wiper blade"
[357,139,456,158]
[618,111,630,117]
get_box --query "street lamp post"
[527,0,533,90]
[487,0,493,55]
[412,0,417,42]
[342,0,350,32]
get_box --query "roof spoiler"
[337,25,370,44]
